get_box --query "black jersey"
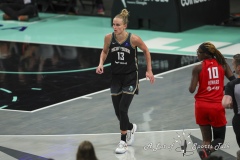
[225,78,240,114]
[109,32,138,75]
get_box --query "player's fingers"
[96,68,100,73]
[96,68,102,74]
[100,68,104,74]
[151,76,155,84]
[146,75,154,84]
[100,68,104,73]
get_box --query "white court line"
[0,109,31,113]
[154,62,200,78]
[1,62,199,113]
[80,96,92,99]
[0,126,233,136]
[31,88,111,113]
[32,63,200,112]
[140,62,200,81]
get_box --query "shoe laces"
[118,141,127,148]
[126,130,131,141]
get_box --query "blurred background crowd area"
[0,0,239,17]
[0,0,239,26]
[0,0,112,16]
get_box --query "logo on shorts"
[129,86,133,91]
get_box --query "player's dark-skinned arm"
[224,63,236,81]
[189,65,201,93]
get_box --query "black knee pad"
[211,126,226,150]
[212,126,226,140]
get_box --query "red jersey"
[195,59,224,102]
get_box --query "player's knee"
[119,109,127,116]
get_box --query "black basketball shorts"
[111,71,139,95]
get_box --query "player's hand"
[146,70,155,84]
[227,102,233,109]
[96,65,104,74]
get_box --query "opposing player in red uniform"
[188,42,235,159]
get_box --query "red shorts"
[195,101,227,127]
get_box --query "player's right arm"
[189,64,201,93]
[96,34,111,74]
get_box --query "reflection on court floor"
[0,41,198,111]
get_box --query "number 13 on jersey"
[117,52,124,60]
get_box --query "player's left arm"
[131,34,155,84]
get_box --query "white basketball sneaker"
[126,123,137,146]
[115,140,128,154]
[115,146,136,160]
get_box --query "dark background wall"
[101,0,239,17]
[38,0,240,27]
[100,0,240,28]
[230,0,240,14]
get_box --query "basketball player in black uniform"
[96,9,155,154]
[222,54,240,149]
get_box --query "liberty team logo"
[129,86,133,92]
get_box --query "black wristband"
[228,75,236,81]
